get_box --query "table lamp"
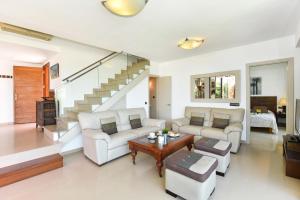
[279,97,287,113]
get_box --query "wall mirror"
[191,70,241,103]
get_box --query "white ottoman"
[165,150,217,200]
[194,137,232,176]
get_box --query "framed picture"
[191,70,241,103]
[250,77,262,95]
[50,63,59,79]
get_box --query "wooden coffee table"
[128,133,194,177]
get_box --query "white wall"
[296,20,300,48]
[0,60,14,124]
[157,35,300,141]
[250,63,287,99]
[0,59,42,124]
[126,77,150,116]
[110,97,127,110]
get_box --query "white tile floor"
[0,126,300,200]
[0,123,53,156]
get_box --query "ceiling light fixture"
[178,37,205,50]
[102,0,148,17]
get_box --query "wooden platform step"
[0,154,63,187]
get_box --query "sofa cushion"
[130,126,161,137]
[78,111,119,130]
[129,114,142,129]
[201,128,227,140]
[212,113,230,120]
[117,108,147,131]
[185,107,211,126]
[190,116,204,126]
[101,117,118,135]
[108,131,136,149]
[212,118,230,129]
[190,112,205,126]
[179,125,203,136]
[210,108,244,124]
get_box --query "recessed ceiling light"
[178,37,205,50]
[102,0,148,17]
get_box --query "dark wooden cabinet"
[283,135,300,179]
[36,100,56,128]
[277,112,286,127]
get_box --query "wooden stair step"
[0,154,63,187]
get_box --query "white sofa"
[78,108,165,165]
[172,107,245,153]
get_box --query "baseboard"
[61,147,83,156]
[0,122,14,126]
[0,154,63,187]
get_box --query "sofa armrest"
[142,118,166,129]
[172,117,190,127]
[224,123,243,134]
[82,129,111,143]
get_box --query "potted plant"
[162,128,169,144]
[162,128,169,134]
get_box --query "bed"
[250,96,279,134]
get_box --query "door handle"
[167,104,171,106]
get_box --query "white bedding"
[250,111,278,134]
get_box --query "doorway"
[149,77,158,119]
[42,62,50,97]
[246,58,294,143]
[14,66,43,124]
[149,76,172,129]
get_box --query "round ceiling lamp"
[178,37,205,50]
[102,0,148,17]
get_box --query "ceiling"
[0,40,56,64]
[0,0,299,62]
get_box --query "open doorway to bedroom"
[246,58,294,145]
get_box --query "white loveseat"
[172,107,245,153]
[78,108,165,165]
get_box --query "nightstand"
[277,112,286,127]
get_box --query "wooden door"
[149,77,157,118]
[14,66,43,124]
[42,63,50,97]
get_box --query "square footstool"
[194,137,232,176]
[165,150,217,200]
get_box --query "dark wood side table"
[36,100,56,129]
[283,135,300,179]
[277,112,286,127]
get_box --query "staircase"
[44,53,150,150]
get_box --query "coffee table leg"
[131,150,137,165]
[187,142,193,151]
[156,160,163,177]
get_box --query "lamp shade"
[178,37,205,50]
[279,97,287,106]
[102,0,148,17]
